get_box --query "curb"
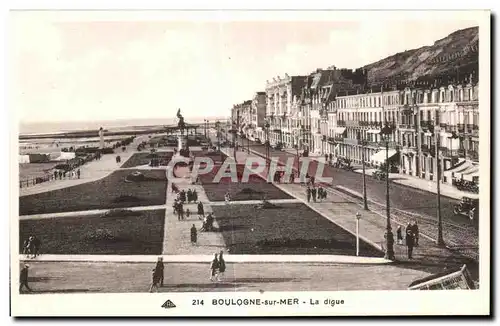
[19,254,391,265]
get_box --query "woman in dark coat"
[155,257,164,287]
[191,224,197,245]
[210,254,219,281]
[197,201,205,219]
[217,251,226,281]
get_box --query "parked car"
[273,142,283,151]
[453,196,479,221]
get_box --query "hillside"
[363,26,479,86]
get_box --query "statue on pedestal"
[176,108,190,158]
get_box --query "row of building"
[230,66,479,186]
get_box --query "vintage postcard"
[10,10,491,317]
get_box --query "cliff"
[362,26,479,87]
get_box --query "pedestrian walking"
[210,253,219,282]
[53,170,58,180]
[77,169,81,179]
[406,223,415,259]
[197,201,205,220]
[193,190,198,202]
[187,189,193,203]
[224,192,231,205]
[19,264,32,293]
[306,186,311,203]
[149,268,161,293]
[185,208,190,219]
[317,187,323,202]
[58,170,63,179]
[179,202,184,220]
[396,225,403,245]
[191,224,197,245]
[311,187,317,202]
[155,257,164,287]
[31,235,41,258]
[412,220,420,246]
[217,251,226,282]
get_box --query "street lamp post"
[357,131,369,211]
[264,121,270,166]
[355,212,361,256]
[380,123,395,260]
[433,112,445,246]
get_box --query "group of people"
[396,220,420,259]
[306,185,327,203]
[53,168,81,181]
[22,235,41,258]
[209,251,226,282]
[148,251,227,292]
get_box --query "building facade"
[265,74,306,147]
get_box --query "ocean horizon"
[19,116,229,135]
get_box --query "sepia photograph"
[9,9,490,317]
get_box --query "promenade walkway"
[163,168,226,255]
[19,135,151,197]
[281,148,476,200]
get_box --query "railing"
[420,120,430,129]
[439,123,448,128]
[445,125,457,133]
[334,137,345,142]
[457,124,465,133]
[457,148,466,157]
[20,174,57,188]
[369,121,383,128]
[359,121,369,127]
[337,120,346,127]
[399,123,416,129]
[345,120,359,127]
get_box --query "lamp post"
[355,212,361,256]
[433,112,445,246]
[204,119,208,138]
[357,131,369,211]
[380,122,395,260]
[264,121,270,166]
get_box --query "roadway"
[235,138,478,251]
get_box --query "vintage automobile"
[453,196,479,221]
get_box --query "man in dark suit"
[406,223,415,259]
[20,264,32,293]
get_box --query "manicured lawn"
[211,203,383,256]
[19,209,165,255]
[19,170,167,215]
[203,182,293,201]
[121,152,173,168]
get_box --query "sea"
[18,116,228,180]
[19,116,228,135]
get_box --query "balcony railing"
[467,150,479,162]
[337,120,346,127]
[399,123,415,130]
[420,120,430,129]
[359,121,369,127]
[334,137,345,142]
[345,120,359,127]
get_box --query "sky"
[10,11,480,123]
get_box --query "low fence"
[19,174,56,188]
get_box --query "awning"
[370,149,397,164]
[462,168,479,182]
[367,129,381,134]
[334,127,346,134]
[457,165,479,180]
[444,160,473,178]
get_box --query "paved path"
[163,174,226,255]
[20,254,390,264]
[19,135,151,197]
[19,199,302,219]
[18,261,428,294]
